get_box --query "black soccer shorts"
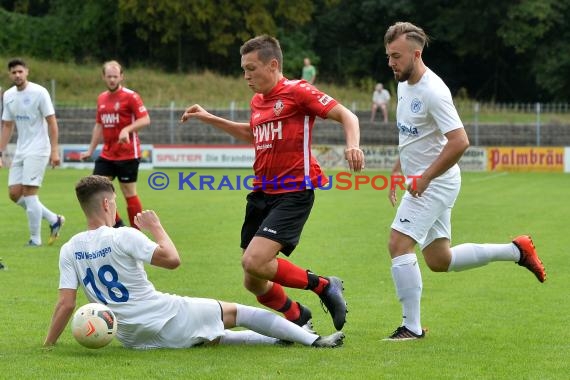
[240,190,315,256]
[94,157,140,183]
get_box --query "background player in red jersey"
[81,60,150,228]
[181,35,364,332]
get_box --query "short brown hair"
[240,35,283,71]
[384,22,430,49]
[8,58,27,70]
[75,175,115,211]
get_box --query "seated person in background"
[370,83,391,123]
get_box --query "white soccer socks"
[448,243,520,272]
[24,195,42,244]
[234,304,316,346]
[391,253,423,336]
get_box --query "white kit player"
[44,175,344,349]
[383,22,546,341]
[0,58,64,246]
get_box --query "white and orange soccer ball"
[71,303,117,349]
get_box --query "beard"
[394,66,413,82]
[393,59,414,82]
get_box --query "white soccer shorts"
[391,178,461,249]
[144,297,225,349]
[8,155,49,187]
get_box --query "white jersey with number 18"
[58,226,181,345]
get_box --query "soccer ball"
[71,303,117,349]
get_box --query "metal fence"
[54,105,570,148]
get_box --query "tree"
[2,0,569,101]
[51,0,121,61]
[499,0,570,100]
[117,0,318,73]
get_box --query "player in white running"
[44,175,344,349]
[383,22,546,341]
[0,58,64,246]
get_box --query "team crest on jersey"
[411,98,422,113]
[114,102,121,111]
[273,99,284,116]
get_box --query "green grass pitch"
[0,168,567,379]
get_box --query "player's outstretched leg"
[233,304,344,348]
[221,329,344,348]
[513,235,546,283]
[256,282,315,333]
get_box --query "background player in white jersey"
[181,35,364,333]
[383,22,546,340]
[0,58,64,246]
[44,175,344,349]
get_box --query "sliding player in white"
[44,175,344,349]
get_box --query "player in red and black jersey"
[81,61,150,229]
[181,35,364,332]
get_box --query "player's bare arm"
[46,115,60,168]
[0,120,15,169]
[180,104,254,143]
[80,123,103,160]
[326,104,365,172]
[44,289,77,347]
[134,210,181,269]
[118,114,151,144]
[410,128,469,197]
